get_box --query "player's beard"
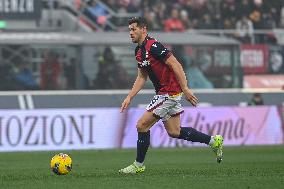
[131,37,138,43]
[132,31,142,44]
[132,36,139,43]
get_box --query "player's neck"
[138,34,147,46]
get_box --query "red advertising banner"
[241,44,269,74]
[243,75,284,88]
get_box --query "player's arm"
[149,41,198,106]
[120,68,148,112]
[127,67,148,99]
[165,55,199,107]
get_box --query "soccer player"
[119,17,223,174]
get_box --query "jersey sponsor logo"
[138,50,150,67]
[140,60,150,67]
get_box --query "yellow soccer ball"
[50,153,72,175]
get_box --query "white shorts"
[146,93,184,121]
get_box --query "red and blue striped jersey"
[135,36,182,95]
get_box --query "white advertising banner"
[122,106,284,148]
[0,108,125,152]
[0,106,283,152]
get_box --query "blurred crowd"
[0,0,283,91]
[0,46,132,91]
[142,0,283,31]
[0,50,67,91]
[93,46,131,89]
[77,0,284,32]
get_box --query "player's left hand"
[183,88,199,107]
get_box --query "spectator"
[40,51,62,90]
[84,0,109,27]
[144,11,162,31]
[171,45,188,70]
[93,47,130,89]
[186,60,214,89]
[93,57,113,89]
[152,1,167,29]
[261,12,276,29]
[126,0,140,13]
[197,14,214,29]
[185,0,209,19]
[236,0,252,18]
[172,45,213,89]
[0,63,20,90]
[248,93,264,106]
[213,14,224,29]
[223,18,235,29]
[164,7,185,32]
[80,0,283,32]
[13,62,39,90]
[250,0,265,29]
[180,9,191,29]
[74,0,82,10]
[62,55,90,90]
[235,15,255,43]
[258,12,277,43]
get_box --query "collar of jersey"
[139,35,149,47]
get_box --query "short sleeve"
[149,42,172,62]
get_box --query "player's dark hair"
[128,17,147,28]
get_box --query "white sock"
[135,161,144,167]
[209,136,215,146]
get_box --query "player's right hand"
[120,96,131,113]
[183,88,199,107]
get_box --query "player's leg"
[162,114,181,138]
[136,111,159,164]
[119,111,159,174]
[163,114,211,144]
[164,115,223,163]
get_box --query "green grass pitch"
[1,146,284,189]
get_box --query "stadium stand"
[77,0,284,32]
[0,0,283,91]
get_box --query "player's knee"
[136,119,149,132]
[167,128,181,138]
